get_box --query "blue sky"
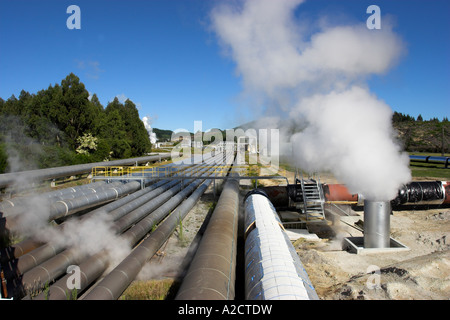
[0,0,448,132]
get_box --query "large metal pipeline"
[82,177,213,300]
[0,158,181,219]
[1,180,175,281]
[80,179,171,222]
[36,179,213,300]
[0,181,109,213]
[2,181,122,231]
[3,181,141,232]
[0,180,171,266]
[3,160,207,269]
[409,155,450,168]
[35,154,227,300]
[109,159,217,234]
[13,161,218,298]
[32,159,221,299]
[6,183,183,283]
[14,182,189,298]
[392,181,450,206]
[0,154,170,189]
[175,170,240,300]
[1,181,123,218]
[266,181,450,209]
[243,190,319,300]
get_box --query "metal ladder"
[300,172,325,221]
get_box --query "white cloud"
[76,60,105,80]
[115,93,128,103]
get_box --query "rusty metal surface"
[0,238,43,264]
[442,181,450,204]
[322,184,359,202]
[175,175,240,300]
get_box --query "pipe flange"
[243,188,269,203]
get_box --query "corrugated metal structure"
[243,190,319,300]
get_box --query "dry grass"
[119,278,177,300]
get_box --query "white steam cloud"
[142,116,157,145]
[211,0,411,200]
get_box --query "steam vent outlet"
[363,200,391,248]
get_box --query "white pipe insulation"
[244,191,319,300]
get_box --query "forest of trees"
[392,111,449,123]
[0,73,152,173]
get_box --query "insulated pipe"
[4,181,141,232]
[0,181,108,213]
[363,200,391,248]
[0,180,170,266]
[1,181,119,218]
[30,162,218,299]
[2,240,65,281]
[4,178,179,281]
[15,162,217,298]
[80,179,171,222]
[0,161,179,264]
[5,156,221,296]
[0,154,170,189]
[37,179,213,300]
[106,180,178,223]
[322,184,359,202]
[123,165,216,247]
[409,155,450,168]
[6,161,209,271]
[33,250,109,300]
[82,178,212,300]
[278,181,450,208]
[110,163,215,234]
[0,238,44,264]
[1,158,179,219]
[19,247,84,297]
[393,181,450,206]
[175,171,239,300]
[243,191,319,300]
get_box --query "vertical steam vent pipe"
[363,200,391,248]
[243,190,319,300]
[175,171,240,300]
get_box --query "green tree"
[100,108,131,159]
[59,73,97,148]
[88,93,104,136]
[102,97,151,158]
[123,99,152,156]
[0,143,8,174]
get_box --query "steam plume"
[142,116,158,145]
[211,0,411,200]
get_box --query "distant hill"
[393,120,449,154]
[153,114,449,154]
